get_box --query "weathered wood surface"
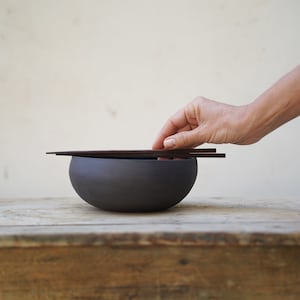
[0,197,300,300]
[1,245,299,300]
[0,197,299,246]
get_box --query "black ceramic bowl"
[69,156,198,212]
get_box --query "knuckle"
[181,131,189,144]
[193,96,206,104]
[176,131,188,147]
[179,131,195,147]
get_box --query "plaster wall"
[0,0,299,198]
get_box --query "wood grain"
[0,245,299,300]
[0,197,300,299]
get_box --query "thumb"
[163,130,204,149]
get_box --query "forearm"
[153,64,300,149]
[242,65,300,144]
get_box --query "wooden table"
[0,197,299,300]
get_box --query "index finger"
[152,108,188,149]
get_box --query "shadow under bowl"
[69,156,198,212]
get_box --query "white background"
[0,0,299,199]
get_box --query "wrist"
[233,103,263,145]
[239,94,285,144]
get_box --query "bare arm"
[152,65,300,149]
[243,64,300,144]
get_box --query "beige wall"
[0,0,300,199]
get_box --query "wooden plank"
[0,197,299,299]
[0,245,299,300]
[1,197,300,227]
[0,197,300,247]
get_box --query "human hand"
[153,66,300,150]
[152,96,252,149]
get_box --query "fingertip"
[165,130,203,149]
[152,144,162,150]
[163,138,176,149]
[152,138,164,150]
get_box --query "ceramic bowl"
[69,156,198,212]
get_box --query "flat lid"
[46,148,226,158]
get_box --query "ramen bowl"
[69,156,198,212]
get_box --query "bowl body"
[69,156,198,212]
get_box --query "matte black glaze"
[47,148,222,158]
[69,156,198,212]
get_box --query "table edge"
[1,231,300,248]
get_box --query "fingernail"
[164,138,176,149]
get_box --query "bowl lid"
[46,148,225,159]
